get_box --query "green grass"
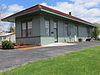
[1,46,100,75]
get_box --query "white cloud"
[8,4,25,12]
[41,1,100,23]
[1,4,25,18]
[82,17,100,23]
[85,8,100,17]
[0,4,25,31]
[41,3,48,6]
[84,2,98,8]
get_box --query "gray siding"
[15,13,94,45]
[40,14,94,45]
[78,25,88,37]
[15,15,41,45]
[15,19,21,37]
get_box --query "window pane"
[28,21,32,29]
[22,22,27,37]
[22,23,26,30]
[22,30,27,37]
[54,22,57,28]
[45,20,50,36]
[27,21,32,37]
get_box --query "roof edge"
[2,4,94,27]
[1,4,42,21]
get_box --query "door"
[64,23,68,42]
[54,21,58,42]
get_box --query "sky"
[0,0,100,31]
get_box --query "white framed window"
[21,20,32,37]
[27,21,32,37]
[45,19,50,36]
[64,23,68,36]
[54,23,57,28]
[54,21,58,29]
[22,22,27,37]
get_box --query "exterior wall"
[10,34,16,42]
[15,15,41,45]
[15,13,94,45]
[40,14,94,45]
[40,15,55,45]
[58,20,65,42]
[78,25,88,37]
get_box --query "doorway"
[54,21,58,42]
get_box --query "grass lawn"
[0,46,100,75]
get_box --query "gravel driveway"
[0,41,100,72]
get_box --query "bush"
[2,40,16,49]
[92,27,100,40]
[78,38,82,42]
[12,42,17,46]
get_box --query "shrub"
[78,38,82,42]
[92,27,100,40]
[12,42,17,46]
[2,40,15,49]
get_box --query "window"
[22,22,27,37]
[21,20,32,37]
[64,23,68,36]
[27,21,32,37]
[67,23,71,36]
[54,22,57,29]
[45,19,50,36]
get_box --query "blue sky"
[0,0,73,7]
[0,0,100,31]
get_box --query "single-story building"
[2,4,95,45]
[0,32,15,45]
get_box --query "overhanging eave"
[1,9,41,22]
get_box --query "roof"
[2,4,93,26]
[0,33,15,37]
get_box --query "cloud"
[41,1,100,23]
[8,4,25,12]
[84,2,98,8]
[0,4,25,31]
[1,4,25,18]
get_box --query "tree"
[8,24,15,33]
[93,23,100,40]
[94,23,100,29]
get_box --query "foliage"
[93,23,100,40]
[8,24,15,33]
[2,40,16,49]
[12,42,17,46]
[1,46,100,75]
[93,23,100,28]
[92,27,100,40]
[78,38,82,42]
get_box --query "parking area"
[0,41,100,72]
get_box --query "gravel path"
[0,41,100,72]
